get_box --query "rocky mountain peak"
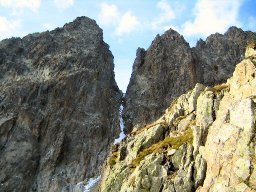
[0,17,121,192]
[65,16,97,28]
[63,16,103,39]
[123,27,256,134]
[161,28,184,39]
[1,14,256,192]
[123,27,197,133]
[149,28,189,51]
[225,26,247,37]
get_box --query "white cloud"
[54,0,74,10]
[182,0,243,37]
[0,0,41,12]
[116,11,139,36]
[0,16,21,39]
[98,2,119,26]
[151,0,176,30]
[98,2,140,37]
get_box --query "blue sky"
[0,0,255,92]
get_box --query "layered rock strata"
[0,17,121,192]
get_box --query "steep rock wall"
[123,29,199,133]
[0,17,121,192]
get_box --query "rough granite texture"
[0,17,121,192]
[123,26,256,133]
[100,46,256,192]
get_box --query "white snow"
[83,176,101,192]
[74,176,101,192]
[114,105,126,144]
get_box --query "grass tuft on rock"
[130,128,193,167]
[206,83,230,93]
[108,151,118,167]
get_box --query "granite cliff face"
[100,45,256,192]
[123,27,256,133]
[0,17,121,191]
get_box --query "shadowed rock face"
[0,17,121,192]
[194,26,256,85]
[123,29,199,133]
[123,26,256,133]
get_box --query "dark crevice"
[190,164,196,191]
[159,183,164,192]
[55,134,66,165]
[212,94,217,121]
[213,65,218,71]
[167,162,176,176]
[173,183,177,192]
[0,116,17,153]
[161,155,167,165]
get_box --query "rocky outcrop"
[123,29,199,133]
[123,26,256,133]
[0,17,121,191]
[100,45,256,192]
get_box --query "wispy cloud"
[98,2,119,26]
[98,2,140,37]
[182,0,243,37]
[54,0,75,10]
[0,16,21,39]
[0,0,41,12]
[151,0,176,30]
[116,11,139,36]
